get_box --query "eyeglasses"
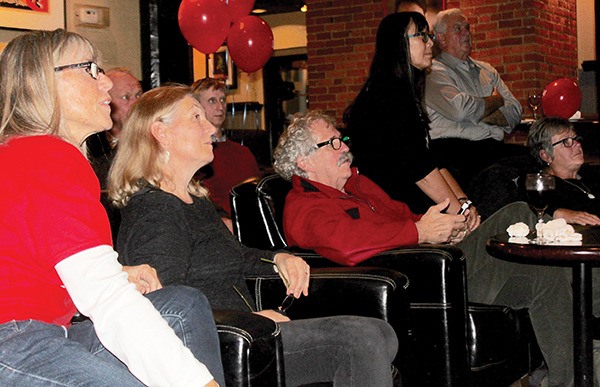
[277,294,295,316]
[552,135,582,148]
[54,61,105,80]
[406,31,436,43]
[315,136,350,150]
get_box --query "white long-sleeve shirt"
[425,51,522,141]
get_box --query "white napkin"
[507,219,583,245]
[536,219,582,245]
[507,222,531,244]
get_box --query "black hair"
[344,12,430,125]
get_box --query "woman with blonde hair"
[109,84,399,386]
[0,29,224,386]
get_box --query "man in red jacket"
[273,111,468,266]
[272,110,580,386]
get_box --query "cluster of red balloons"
[541,78,582,119]
[178,0,274,73]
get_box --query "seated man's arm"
[482,87,505,123]
[425,65,485,125]
[284,197,420,266]
[482,68,522,130]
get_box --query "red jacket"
[284,168,422,266]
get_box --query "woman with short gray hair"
[527,117,600,225]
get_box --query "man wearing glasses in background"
[192,78,260,221]
[425,8,522,188]
[273,110,580,386]
[86,67,143,243]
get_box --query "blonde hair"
[108,84,209,208]
[0,29,99,144]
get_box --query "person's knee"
[147,285,212,321]
[339,317,398,361]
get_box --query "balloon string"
[243,81,249,130]
[229,83,234,138]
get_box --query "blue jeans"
[0,285,225,386]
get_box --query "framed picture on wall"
[207,46,238,89]
[0,0,65,30]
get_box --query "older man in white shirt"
[425,8,522,186]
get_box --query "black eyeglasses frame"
[315,136,350,151]
[551,135,582,148]
[406,31,436,43]
[54,61,104,80]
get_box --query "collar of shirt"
[438,51,479,72]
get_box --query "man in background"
[425,8,522,187]
[86,67,143,243]
[192,78,261,218]
[87,67,143,184]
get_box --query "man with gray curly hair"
[273,110,470,264]
[274,111,351,182]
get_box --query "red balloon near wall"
[178,0,230,55]
[541,78,582,119]
[228,0,256,22]
[228,15,274,73]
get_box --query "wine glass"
[525,173,555,242]
[527,92,542,120]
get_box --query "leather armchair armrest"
[213,309,285,387]
[292,244,466,306]
[246,266,409,321]
[246,266,410,370]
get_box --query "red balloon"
[228,0,255,22]
[228,16,274,73]
[541,78,582,119]
[178,0,230,55]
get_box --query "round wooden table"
[487,226,600,387]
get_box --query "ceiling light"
[301,4,307,12]
[252,8,267,14]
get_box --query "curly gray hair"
[273,111,337,181]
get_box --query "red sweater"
[202,139,260,215]
[284,168,422,266]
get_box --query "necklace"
[558,177,596,200]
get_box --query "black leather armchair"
[230,174,542,387]
[216,265,409,386]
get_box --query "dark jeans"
[280,315,398,386]
[0,286,225,386]
[459,201,600,387]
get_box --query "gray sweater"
[117,187,277,311]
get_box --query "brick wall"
[306,0,385,121]
[307,0,578,122]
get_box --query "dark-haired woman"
[344,12,479,231]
